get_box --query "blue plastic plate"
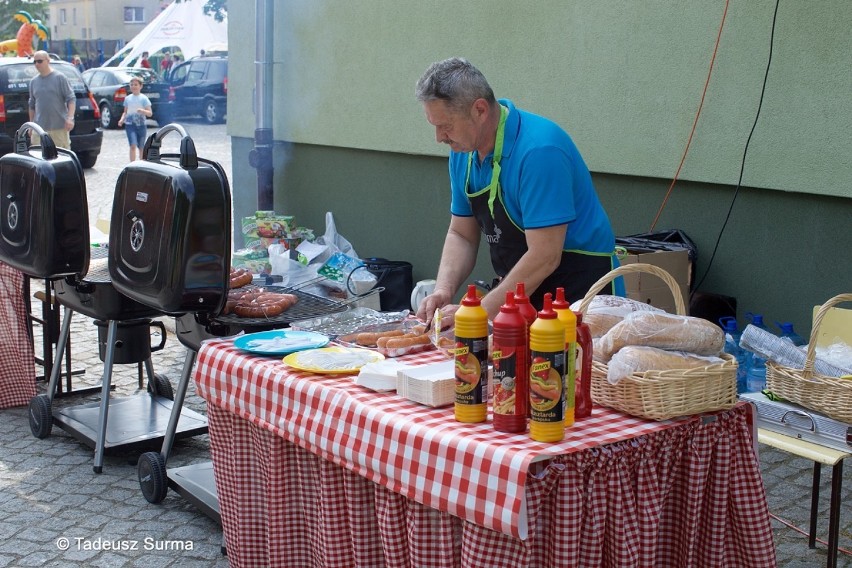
[233,330,329,356]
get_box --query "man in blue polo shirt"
[415,57,621,323]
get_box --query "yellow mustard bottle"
[529,293,566,442]
[552,287,577,428]
[454,284,489,423]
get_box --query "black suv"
[164,55,227,124]
[0,57,103,168]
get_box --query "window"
[82,28,87,39]
[124,7,145,23]
[60,9,67,24]
[73,8,77,25]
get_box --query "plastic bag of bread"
[607,345,726,384]
[598,311,725,362]
[571,295,664,338]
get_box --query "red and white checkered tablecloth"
[203,398,776,568]
[196,338,680,538]
[0,263,36,409]
[194,338,775,564]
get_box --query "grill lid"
[0,122,89,279]
[108,123,231,316]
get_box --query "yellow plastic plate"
[282,346,385,374]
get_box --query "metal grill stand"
[28,300,208,473]
[138,313,223,522]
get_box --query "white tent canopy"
[103,0,227,67]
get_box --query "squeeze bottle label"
[574,312,594,420]
[454,284,489,423]
[552,287,577,427]
[492,291,529,433]
[529,293,566,442]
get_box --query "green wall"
[227,0,852,334]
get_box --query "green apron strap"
[465,104,509,217]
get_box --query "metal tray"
[741,391,852,452]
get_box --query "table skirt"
[0,263,35,409]
[207,404,775,568]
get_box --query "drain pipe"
[250,0,274,211]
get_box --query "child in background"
[117,77,152,161]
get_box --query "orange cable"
[769,512,852,556]
[649,0,730,232]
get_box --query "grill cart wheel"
[147,373,174,400]
[138,451,168,503]
[28,395,53,439]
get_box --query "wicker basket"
[576,263,738,421]
[766,293,852,423]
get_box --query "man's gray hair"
[415,57,495,113]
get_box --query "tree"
[174,0,227,23]
[0,1,49,39]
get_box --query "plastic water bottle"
[745,313,768,392]
[719,316,748,394]
[776,322,806,347]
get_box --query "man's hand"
[416,289,454,328]
[64,117,74,131]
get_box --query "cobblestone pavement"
[0,308,228,567]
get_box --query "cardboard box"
[619,249,691,314]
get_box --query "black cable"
[692,0,781,298]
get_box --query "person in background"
[139,51,151,69]
[117,76,152,162]
[72,54,85,72]
[414,57,622,325]
[160,52,172,78]
[28,50,75,150]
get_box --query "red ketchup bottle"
[492,291,529,433]
[514,282,538,330]
[574,311,594,419]
[514,282,537,418]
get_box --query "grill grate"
[213,285,349,328]
[83,257,111,283]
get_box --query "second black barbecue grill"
[0,123,208,473]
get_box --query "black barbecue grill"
[113,124,232,522]
[0,123,208,473]
[131,129,359,519]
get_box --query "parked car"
[0,57,102,168]
[163,55,227,124]
[82,67,167,129]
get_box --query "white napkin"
[355,359,412,392]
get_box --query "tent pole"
[251,0,275,211]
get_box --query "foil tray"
[289,307,410,338]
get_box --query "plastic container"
[529,294,566,442]
[454,284,489,423]
[776,322,806,347]
[719,316,748,394]
[745,313,768,392]
[573,312,594,420]
[491,291,529,433]
[552,288,576,427]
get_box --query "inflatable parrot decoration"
[0,11,50,57]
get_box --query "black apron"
[464,106,617,309]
